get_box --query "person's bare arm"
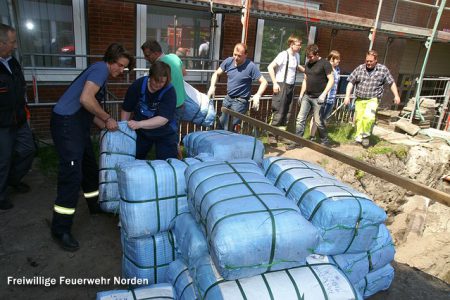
[80,81,118,131]
[390,82,401,104]
[344,82,354,105]
[267,60,280,94]
[207,67,224,98]
[127,116,168,130]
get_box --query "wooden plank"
[222,108,450,207]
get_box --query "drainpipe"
[241,0,251,44]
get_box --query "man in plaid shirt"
[344,50,400,145]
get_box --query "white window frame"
[18,0,88,82]
[136,4,221,82]
[254,2,320,83]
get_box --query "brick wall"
[28,0,448,136]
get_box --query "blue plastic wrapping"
[182,130,264,164]
[117,158,205,238]
[99,121,136,213]
[182,81,216,127]
[262,157,387,255]
[191,253,362,300]
[167,259,198,300]
[96,283,175,300]
[172,213,209,266]
[185,160,319,280]
[121,230,176,284]
[354,264,395,299]
[328,224,395,285]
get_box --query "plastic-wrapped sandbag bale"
[121,230,176,284]
[186,160,319,280]
[366,224,395,272]
[172,213,209,266]
[191,253,362,300]
[263,157,336,186]
[167,259,198,300]
[117,159,201,238]
[182,81,216,127]
[96,283,175,300]
[328,224,396,285]
[262,157,386,255]
[354,264,395,299]
[99,121,136,213]
[183,130,264,164]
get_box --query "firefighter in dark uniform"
[0,24,36,211]
[50,43,133,251]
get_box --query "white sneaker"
[355,135,362,143]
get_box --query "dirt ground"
[0,146,449,299]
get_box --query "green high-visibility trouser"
[354,97,378,138]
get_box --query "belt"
[227,95,250,101]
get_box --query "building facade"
[1,0,449,137]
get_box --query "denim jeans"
[295,94,328,139]
[219,95,249,130]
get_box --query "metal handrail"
[221,107,450,207]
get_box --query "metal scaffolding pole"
[410,0,447,122]
[369,0,384,50]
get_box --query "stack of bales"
[182,130,265,164]
[263,157,395,298]
[99,131,395,299]
[98,121,136,213]
[116,156,212,284]
[96,283,175,300]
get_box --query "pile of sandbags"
[185,159,319,279]
[98,121,136,213]
[116,157,212,284]
[263,156,395,298]
[96,283,175,300]
[182,130,265,164]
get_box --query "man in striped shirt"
[344,50,400,146]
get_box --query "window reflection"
[16,0,75,68]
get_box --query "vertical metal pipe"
[436,79,450,129]
[411,0,447,123]
[369,0,384,50]
[392,0,399,22]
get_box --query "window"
[15,0,76,68]
[259,19,308,70]
[1,1,11,25]
[146,5,212,70]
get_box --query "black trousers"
[271,82,295,127]
[50,109,99,234]
[0,122,35,204]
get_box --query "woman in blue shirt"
[121,61,177,160]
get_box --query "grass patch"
[327,123,355,144]
[355,169,365,180]
[367,142,409,159]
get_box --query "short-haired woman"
[121,61,178,160]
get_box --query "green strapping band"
[261,273,275,300]
[167,160,179,216]
[295,182,344,207]
[179,281,193,299]
[203,278,227,299]
[152,234,158,281]
[284,176,314,197]
[198,181,271,220]
[123,252,170,270]
[99,167,116,171]
[187,161,255,188]
[99,180,118,186]
[168,230,176,260]
[205,192,281,225]
[251,127,258,160]
[264,158,298,176]
[235,280,248,300]
[120,193,186,204]
[343,195,363,254]
[100,151,135,158]
[130,288,137,300]
[173,267,188,287]
[146,162,161,233]
[285,269,303,300]
[306,262,328,300]
[100,127,137,144]
[225,162,277,273]
[273,165,323,187]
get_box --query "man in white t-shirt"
[267,34,305,128]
